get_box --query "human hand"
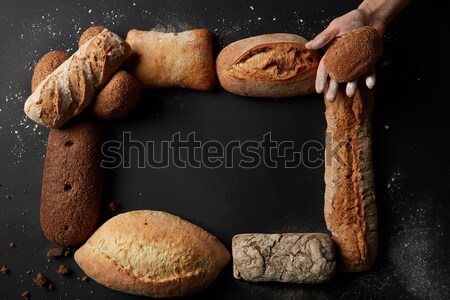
[306,9,382,101]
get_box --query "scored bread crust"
[74,210,230,298]
[125,29,216,91]
[324,82,377,272]
[216,33,320,98]
[24,29,131,128]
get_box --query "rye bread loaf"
[324,82,377,272]
[232,233,336,283]
[75,210,230,298]
[216,33,320,98]
[40,119,103,247]
[24,29,131,128]
[32,51,70,93]
[324,26,382,83]
[125,29,215,91]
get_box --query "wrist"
[358,2,387,36]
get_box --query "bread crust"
[216,33,320,98]
[74,210,230,298]
[40,119,103,247]
[125,29,216,91]
[324,82,377,272]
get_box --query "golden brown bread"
[79,26,106,47]
[91,70,141,119]
[40,119,103,247]
[324,82,377,272]
[324,26,382,83]
[32,51,70,93]
[125,29,215,91]
[74,210,230,298]
[216,33,320,98]
[24,29,131,128]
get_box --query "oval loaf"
[74,210,230,298]
[216,33,320,98]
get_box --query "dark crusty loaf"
[232,233,336,283]
[324,26,382,83]
[324,81,377,272]
[40,119,103,247]
[216,33,320,98]
[32,51,70,93]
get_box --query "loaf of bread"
[24,29,131,128]
[32,51,70,93]
[79,26,106,47]
[91,70,141,119]
[232,233,335,283]
[324,82,377,272]
[125,29,215,91]
[40,119,103,247]
[324,26,382,83]
[75,210,230,298]
[216,33,320,98]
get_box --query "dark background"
[1,0,449,299]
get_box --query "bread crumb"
[81,276,89,282]
[1,265,9,274]
[9,242,16,248]
[56,265,69,276]
[107,201,120,211]
[32,273,48,287]
[384,124,389,130]
[21,291,30,300]
[46,247,65,258]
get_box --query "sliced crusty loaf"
[216,33,320,98]
[24,29,131,128]
[324,82,377,272]
[74,210,230,298]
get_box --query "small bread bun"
[91,71,141,119]
[79,25,106,47]
[324,26,382,83]
[31,51,70,92]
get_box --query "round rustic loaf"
[79,25,106,47]
[91,70,141,119]
[324,26,382,83]
[31,51,70,93]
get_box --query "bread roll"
[233,233,336,283]
[24,29,131,128]
[74,210,230,298]
[324,26,382,83]
[216,33,320,98]
[324,82,377,272]
[79,26,106,47]
[40,119,103,247]
[125,29,215,91]
[32,51,70,93]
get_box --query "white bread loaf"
[24,29,131,128]
[74,210,230,298]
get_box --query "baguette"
[125,29,215,91]
[24,29,131,128]
[232,233,336,283]
[40,119,103,247]
[216,33,320,98]
[75,210,230,298]
[324,82,377,272]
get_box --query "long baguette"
[24,29,131,128]
[324,82,377,272]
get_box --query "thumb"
[305,25,338,50]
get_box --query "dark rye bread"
[40,119,103,247]
[91,70,141,119]
[324,26,382,83]
[31,51,70,93]
[324,81,377,272]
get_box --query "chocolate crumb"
[32,273,48,287]
[1,265,9,274]
[21,291,30,300]
[56,265,69,276]
[107,201,120,211]
[9,242,16,248]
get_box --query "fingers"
[326,79,339,102]
[346,81,357,97]
[315,58,328,94]
[305,26,338,50]
[366,73,376,89]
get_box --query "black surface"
[1,0,449,299]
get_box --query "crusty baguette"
[40,119,103,247]
[232,233,336,283]
[324,82,377,272]
[24,29,131,128]
[324,26,382,83]
[74,210,230,298]
[216,33,320,98]
[125,29,215,91]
